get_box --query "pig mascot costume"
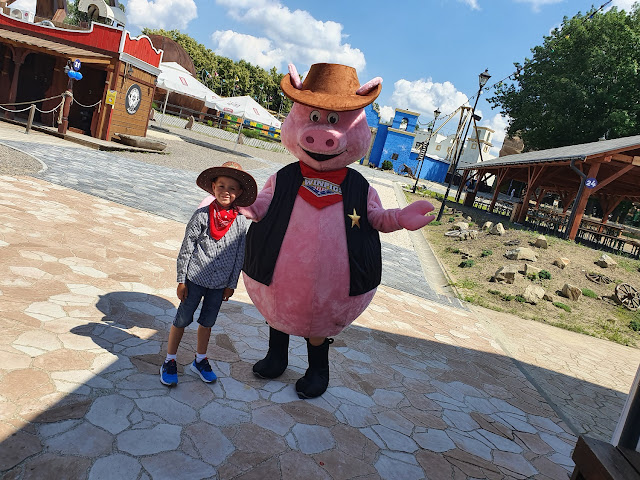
[239,63,435,399]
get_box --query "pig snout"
[299,126,346,161]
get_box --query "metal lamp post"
[436,69,491,221]
[412,108,441,193]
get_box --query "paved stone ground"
[1,123,640,479]
[1,175,576,479]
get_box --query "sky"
[11,0,637,154]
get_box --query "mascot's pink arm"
[238,174,434,232]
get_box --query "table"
[571,436,640,480]
[580,218,624,238]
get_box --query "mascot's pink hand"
[397,200,435,231]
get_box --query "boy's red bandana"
[209,201,238,240]
[298,161,347,209]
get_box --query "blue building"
[364,105,450,183]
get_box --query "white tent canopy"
[156,62,220,103]
[206,95,281,128]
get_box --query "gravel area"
[0,143,42,175]
[109,125,295,172]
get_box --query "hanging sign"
[72,59,82,72]
[585,177,598,189]
[105,90,117,107]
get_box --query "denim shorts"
[173,278,224,329]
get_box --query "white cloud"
[211,31,285,70]
[459,0,480,10]
[379,106,395,124]
[211,0,365,72]
[387,77,470,120]
[127,0,197,30]
[610,0,637,11]
[513,0,562,12]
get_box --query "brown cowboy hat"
[196,161,258,207]
[281,63,381,112]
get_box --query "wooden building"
[0,10,162,140]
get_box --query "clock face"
[125,84,142,115]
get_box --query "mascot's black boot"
[253,327,290,379]
[295,338,334,399]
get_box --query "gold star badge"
[348,208,361,228]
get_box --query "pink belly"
[244,197,375,338]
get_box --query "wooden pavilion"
[459,135,640,255]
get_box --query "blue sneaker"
[191,357,217,383]
[160,359,178,387]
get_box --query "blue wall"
[419,157,449,183]
[364,104,380,128]
[391,110,418,133]
[368,124,388,167]
[382,130,416,172]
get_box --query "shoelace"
[198,358,212,372]
[164,360,177,374]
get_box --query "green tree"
[488,5,640,151]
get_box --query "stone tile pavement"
[1,175,579,479]
[1,124,639,478]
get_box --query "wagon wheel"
[445,230,463,237]
[585,272,613,285]
[615,283,640,311]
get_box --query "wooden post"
[567,163,601,240]
[488,168,508,213]
[25,104,35,134]
[58,78,74,135]
[5,47,28,120]
[517,165,547,223]
[455,169,469,203]
[535,188,546,209]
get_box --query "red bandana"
[298,161,347,209]
[208,201,238,240]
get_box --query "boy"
[160,161,257,386]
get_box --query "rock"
[466,216,473,222]
[115,134,167,151]
[553,257,570,269]
[452,222,469,231]
[561,283,582,301]
[524,264,541,277]
[499,135,524,157]
[523,285,545,304]
[595,253,617,269]
[505,247,538,262]
[459,230,478,240]
[460,250,473,259]
[543,293,554,302]
[489,223,506,236]
[534,235,548,249]
[482,221,493,232]
[504,239,520,246]
[492,265,520,284]
[185,115,195,129]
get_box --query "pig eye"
[327,112,339,124]
[310,110,321,122]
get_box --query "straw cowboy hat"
[196,161,258,207]
[280,63,381,112]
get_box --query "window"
[399,118,408,131]
[436,145,441,151]
[391,153,399,160]
[471,143,477,149]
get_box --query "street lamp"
[436,69,491,221]
[412,108,441,193]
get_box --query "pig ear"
[356,77,382,95]
[288,64,303,90]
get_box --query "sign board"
[585,177,598,189]
[73,59,82,72]
[105,90,117,107]
[125,84,142,115]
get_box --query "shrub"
[553,301,572,312]
[488,289,501,296]
[445,247,460,254]
[581,288,598,299]
[381,160,394,170]
[448,217,456,222]
[538,270,552,280]
[480,249,493,257]
[207,119,213,127]
[515,295,526,303]
[630,319,640,332]
[459,259,475,268]
[429,220,441,226]
[457,278,477,289]
[526,273,538,281]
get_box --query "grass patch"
[515,295,527,303]
[538,270,552,280]
[630,319,640,332]
[459,259,475,268]
[480,249,493,257]
[549,320,588,335]
[526,273,538,281]
[445,247,461,254]
[553,301,572,312]
[581,288,598,299]
[616,256,640,274]
[456,278,477,289]
[488,289,514,301]
[429,220,441,226]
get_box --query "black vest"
[243,162,382,296]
